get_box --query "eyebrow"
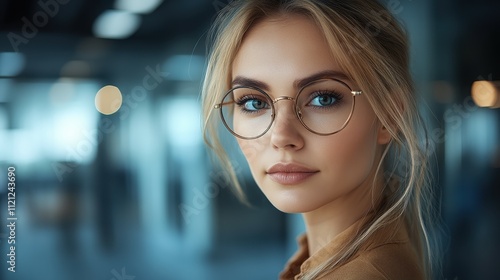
[231,70,351,91]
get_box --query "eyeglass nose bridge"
[270,96,298,119]
[272,96,296,104]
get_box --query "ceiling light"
[115,0,163,14]
[93,10,141,39]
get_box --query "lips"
[266,163,319,185]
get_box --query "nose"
[269,97,305,151]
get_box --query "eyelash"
[235,95,261,105]
[235,95,269,112]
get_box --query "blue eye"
[235,95,271,113]
[243,99,269,111]
[309,93,338,107]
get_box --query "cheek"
[320,115,379,184]
[237,137,271,192]
[237,137,268,168]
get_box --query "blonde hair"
[202,0,440,278]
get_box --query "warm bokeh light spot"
[95,85,122,115]
[472,81,500,108]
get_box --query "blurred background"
[0,0,499,279]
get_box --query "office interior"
[0,0,499,279]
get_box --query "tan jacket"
[279,218,425,280]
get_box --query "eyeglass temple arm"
[214,101,235,109]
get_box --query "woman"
[202,0,439,279]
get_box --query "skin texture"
[232,14,391,254]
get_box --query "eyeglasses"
[214,78,362,139]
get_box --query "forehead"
[232,14,341,84]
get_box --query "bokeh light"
[95,85,122,115]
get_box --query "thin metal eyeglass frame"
[214,78,362,140]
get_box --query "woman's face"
[231,15,390,214]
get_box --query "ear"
[377,124,392,145]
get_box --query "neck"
[302,174,384,255]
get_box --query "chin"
[271,203,306,214]
[263,190,325,214]
[255,177,326,213]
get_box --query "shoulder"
[320,241,424,280]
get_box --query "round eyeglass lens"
[296,79,354,135]
[220,87,274,139]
